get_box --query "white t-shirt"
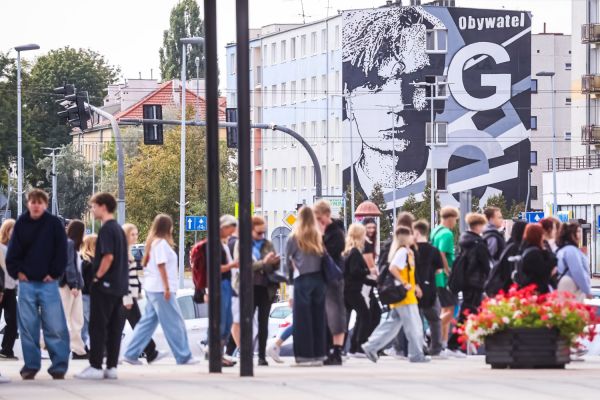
[144,239,178,292]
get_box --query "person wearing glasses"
[234,216,280,366]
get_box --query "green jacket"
[233,239,280,298]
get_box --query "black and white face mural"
[342,6,531,210]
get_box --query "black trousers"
[125,298,157,359]
[89,285,127,369]
[253,286,273,360]
[0,288,18,356]
[448,289,482,351]
[344,289,370,354]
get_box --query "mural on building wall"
[342,6,532,209]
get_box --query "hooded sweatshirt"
[458,230,491,291]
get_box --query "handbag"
[321,253,343,284]
[193,288,206,304]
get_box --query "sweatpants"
[88,286,126,369]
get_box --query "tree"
[369,183,392,240]
[339,185,364,228]
[400,184,440,225]
[159,0,205,81]
[37,145,93,219]
[484,194,510,219]
[125,124,236,242]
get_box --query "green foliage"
[339,184,364,227]
[484,194,510,219]
[36,145,93,219]
[369,183,392,241]
[401,183,441,225]
[159,0,205,80]
[472,196,482,213]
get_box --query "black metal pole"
[235,0,253,377]
[204,0,222,374]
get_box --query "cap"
[220,214,237,229]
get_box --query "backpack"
[484,242,519,296]
[377,238,392,273]
[447,250,468,295]
[376,264,408,306]
[483,229,506,261]
[190,239,208,290]
[512,247,538,287]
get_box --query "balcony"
[581,75,600,94]
[582,23,600,44]
[548,154,600,171]
[582,125,600,145]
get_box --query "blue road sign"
[526,211,544,223]
[186,216,207,232]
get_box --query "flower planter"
[484,328,570,369]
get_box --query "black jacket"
[343,248,373,292]
[458,231,491,291]
[520,245,556,294]
[415,242,443,308]
[6,211,67,281]
[60,239,84,290]
[324,219,345,267]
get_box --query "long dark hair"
[557,222,580,248]
[67,219,85,251]
[509,221,527,245]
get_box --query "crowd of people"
[0,190,595,381]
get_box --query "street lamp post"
[179,37,204,289]
[14,43,40,216]
[537,72,557,215]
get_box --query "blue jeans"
[81,294,91,346]
[125,291,192,364]
[280,324,294,342]
[220,279,233,341]
[293,272,327,362]
[17,281,70,375]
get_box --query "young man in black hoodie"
[314,200,346,365]
[6,189,70,380]
[446,212,490,356]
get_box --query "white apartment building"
[530,33,572,210]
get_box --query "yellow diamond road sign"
[284,213,297,227]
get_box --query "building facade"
[227,3,533,235]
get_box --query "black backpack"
[484,242,519,296]
[512,247,538,287]
[483,229,506,261]
[448,250,469,295]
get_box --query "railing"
[582,23,600,43]
[582,125,600,145]
[547,154,600,171]
[581,75,600,94]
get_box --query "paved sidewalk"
[0,356,599,400]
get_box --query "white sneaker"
[431,352,449,360]
[267,344,283,364]
[148,351,169,364]
[121,357,143,366]
[74,366,104,380]
[441,349,467,359]
[349,352,367,359]
[181,357,200,365]
[0,375,10,384]
[104,368,118,380]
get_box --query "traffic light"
[142,104,163,145]
[54,84,90,131]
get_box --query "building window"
[436,169,448,191]
[426,122,448,145]
[311,32,317,54]
[301,122,306,138]
[272,169,278,190]
[565,131,572,141]
[311,76,317,99]
[291,167,297,190]
[426,29,448,53]
[334,25,340,48]
[566,97,572,105]
[310,166,315,187]
[335,164,340,186]
[229,53,236,74]
[335,118,340,139]
[531,116,538,130]
[531,185,538,200]
[264,170,269,191]
[321,166,327,187]
[321,28,327,52]
[310,121,317,142]
[291,81,296,103]
[531,79,538,93]
[301,78,307,100]
[282,168,287,190]
[335,71,340,92]
[263,45,268,65]
[300,35,307,57]
[291,37,296,60]
[271,43,277,64]
[280,40,287,62]
[530,151,538,166]
[321,120,327,139]
[281,82,287,105]
[565,63,572,70]
[301,166,307,188]
[321,74,327,96]
[271,84,277,107]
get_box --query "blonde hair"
[81,234,97,262]
[465,212,487,228]
[313,199,332,216]
[388,226,413,264]
[143,214,174,266]
[122,223,138,261]
[291,207,324,255]
[0,219,15,245]
[343,223,366,256]
[440,206,459,220]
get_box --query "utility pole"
[42,147,61,216]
